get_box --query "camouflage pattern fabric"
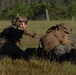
[51,31,76,61]
[11,16,28,26]
[51,44,74,61]
[39,23,76,61]
[39,23,73,52]
[0,38,6,48]
[68,33,76,47]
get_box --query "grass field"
[0,20,76,75]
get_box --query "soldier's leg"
[0,42,25,59]
[51,44,73,61]
[69,48,76,64]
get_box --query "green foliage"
[69,2,76,16]
[0,0,76,20]
[49,0,62,19]
[31,2,46,20]
[14,3,30,17]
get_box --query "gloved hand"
[29,31,36,38]
[24,30,36,38]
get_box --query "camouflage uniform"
[0,16,36,59]
[51,44,74,61]
[41,23,76,61]
[50,24,76,62]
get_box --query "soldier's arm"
[24,30,36,38]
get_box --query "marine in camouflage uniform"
[50,24,76,62]
[39,23,76,62]
[0,16,36,59]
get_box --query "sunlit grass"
[0,57,76,75]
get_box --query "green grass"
[0,20,76,75]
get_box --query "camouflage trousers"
[51,44,74,61]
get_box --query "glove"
[29,31,36,38]
[24,30,36,38]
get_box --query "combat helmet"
[11,16,28,26]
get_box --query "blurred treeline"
[0,0,76,20]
